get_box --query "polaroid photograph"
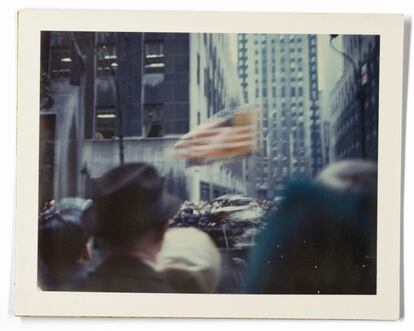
[14,10,404,319]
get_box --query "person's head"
[156,228,221,293]
[38,198,93,274]
[88,163,181,261]
[247,159,378,294]
[316,159,377,192]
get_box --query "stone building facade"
[39,31,245,207]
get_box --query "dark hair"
[38,200,90,272]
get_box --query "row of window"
[252,35,304,45]
[95,102,191,139]
[254,46,305,58]
[255,85,305,99]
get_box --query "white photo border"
[15,10,404,319]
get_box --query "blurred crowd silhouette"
[38,160,377,294]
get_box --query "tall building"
[39,31,245,206]
[319,90,332,166]
[39,32,96,208]
[237,33,323,198]
[330,35,379,161]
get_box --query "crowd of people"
[172,198,272,226]
[38,160,378,294]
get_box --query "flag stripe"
[173,107,259,162]
[175,131,256,149]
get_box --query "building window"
[200,182,210,201]
[197,53,200,85]
[281,86,286,98]
[144,104,163,137]
[96,43,118,76]
[95,76,117,139]
[144,40,165,73]
[96,113,117,139]
[50,46,72,79]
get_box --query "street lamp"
[329,34,366,159]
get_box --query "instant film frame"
[15,10,404,319]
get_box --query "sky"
[317,35,343,91]
[229,33,238,63]
[317,34,344,116]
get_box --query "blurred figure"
[156,228,221,293]
[245,160,377,294]
[316,159,377,192]
[80,163,181,293]
[38,198,93,291]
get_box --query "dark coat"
[245,181,377,295]
[77,256,176,293]
[38,262,89,291]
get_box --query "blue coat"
[245,181,377,294]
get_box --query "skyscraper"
[330,35,379,161]
[237,33,323,198]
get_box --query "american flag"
[173,105,259,164]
